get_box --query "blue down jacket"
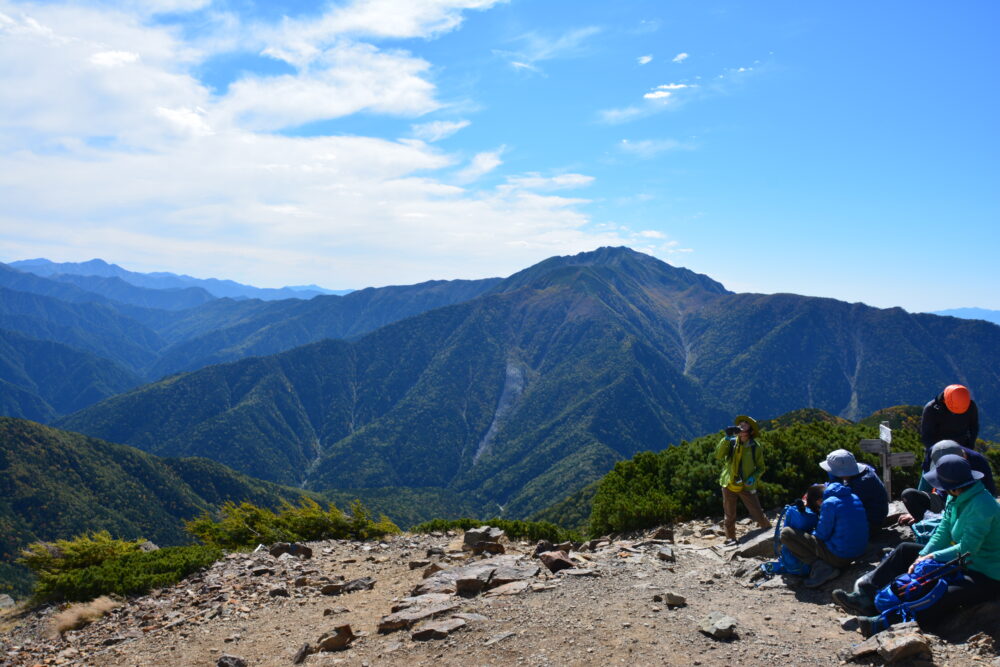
[839,463,889,531]
[814,482,868,560]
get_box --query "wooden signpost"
[858,421,914,498]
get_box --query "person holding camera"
[715,415,771,546]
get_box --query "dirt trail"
[1,518,996,667]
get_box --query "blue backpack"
[760,503,817,577]
[873,554,967,622]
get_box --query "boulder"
[877,628,932,663]
[533,540,555,557]
[652,526,674,542]
[217,656,247,667]
[735,530,776,559]
[412,617,467,640]
[538,550,575,574]
[317,624,355,652]
[0,594,15,610]
[422,562,446,578]
[699,612,738,640]
[555,541,574,553]
[341,577,376,593]
[471,541,505,555]
[463,526,505,550]
[455,564,496,596]
[138,541,159,552]
[489,564,540,588]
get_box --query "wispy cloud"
[637,54,652,65]
[454,148,504,183]
[672,52,689,63]
[599,82,695,124]
[411,119,470,142]
[494,26,601,73]
[503,172,594,191]
[618,138,693,158]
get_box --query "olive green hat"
[733,415,759,438]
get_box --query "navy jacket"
[921,395,980,470]
[963,446,997,496]
[814,482,868,560]
[837,464,889,530]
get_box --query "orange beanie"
[943,384,971,414]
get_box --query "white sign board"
[860,439,886,454]
[879,423,892,444]
[888,452,916,467]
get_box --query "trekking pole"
[898,552,970,597]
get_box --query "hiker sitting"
[779,480,868,588]
[761,484,825,576]
[714,415,771,547]
[898,439,997,528]
[831,455,1000,638]
[821,449,888,536]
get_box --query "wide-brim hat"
[923,454,983,491]
[819,449,862,477]
[930,440,965,466]
[733,415,759,437]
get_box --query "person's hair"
[805,484,825,510]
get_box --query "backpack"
[873,554,967,622]
[760,503,817,577]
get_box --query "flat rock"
[378,602,461,633]
[735,530,776,559]
[488,565,540,588]
[455,564,497,595]
[486,580,531,596]
[877,628,932,663]
[699,611,738,640]
[412,617,467,640]
[391,593,453,613]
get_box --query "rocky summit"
[2,514,998,666]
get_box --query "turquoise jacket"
[921,480,1000,580]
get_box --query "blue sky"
[0,1,996,311]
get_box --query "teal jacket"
[920,480,1000,580]
[714,436,765,492]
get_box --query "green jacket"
[921,480,1000,580]
[714,436,765,492]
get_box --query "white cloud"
[637,230,666,239]
[599,83,696,124]
[411,119,470,142]
[0,0,650,288]
[672,52,688,63]
[637,54,652,65]
[598,106,645,125]
[618,138,691,158]
[503,173,594,191]
[455,148,504,182]
[89,50,139,67]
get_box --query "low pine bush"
[185,498,399,550]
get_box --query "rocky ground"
[2,512,999,667]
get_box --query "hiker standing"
[714,415,771,547]
[832,455,1000,637]
[920,385,979,490]
[821,449,888,536]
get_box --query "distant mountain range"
[55,247,1000,525]
[10,258,351,301]
[0,261,501,418]
[930,307,1000,327]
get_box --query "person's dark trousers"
[901,489,945,522]
[861,542,1000,627]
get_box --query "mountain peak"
[496,246,730,296]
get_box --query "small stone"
[409,560,431,570]
[323,607,349,616]
[268,587,290,598]
[664,592,686,607]
[656,546,676,562]
[217,656,247,667]
[538,550,575,574]
[292,643,312,664]
[317,624,355,652]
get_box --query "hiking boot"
[832,588,877,616]
[856,614,888,638]
[803,559,840,588]
[722,539,738,547]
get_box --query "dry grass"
[48,596,121,636]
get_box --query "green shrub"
[18,531,147,578]
[185,498,399,550]
[30,545,221,602]
[411,517,583,543]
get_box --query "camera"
[724,425,742,437]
